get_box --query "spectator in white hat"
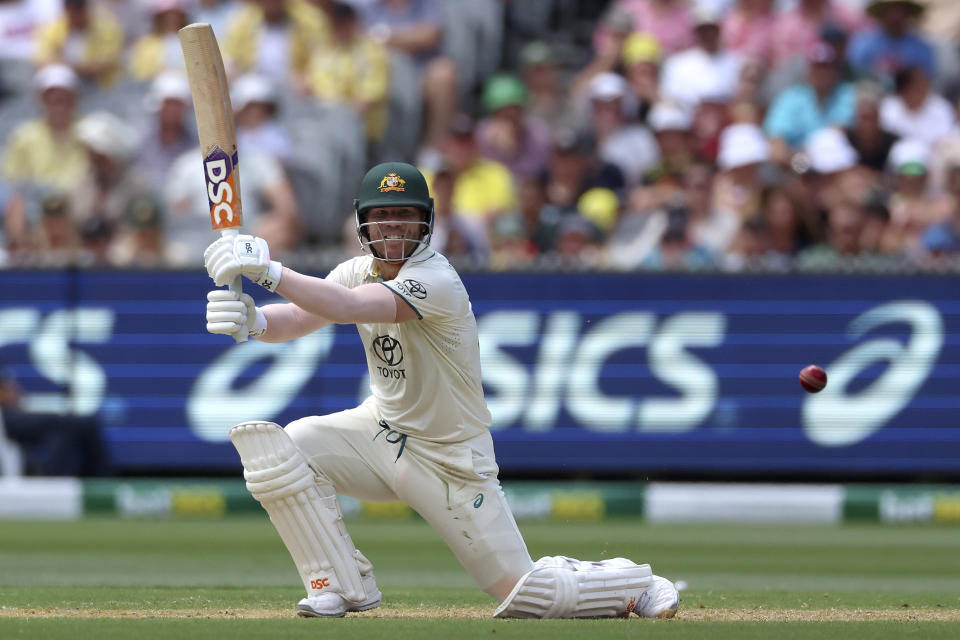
[886,137,940,252]
[802,126,875,217]
[2,64,88,192]
[71,110,162,266]
[659,5,743,110]
[136,70,196,179]
[586,72,660,186]
[708,122,769,253]
[232,73,294,162]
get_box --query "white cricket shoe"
[634,575,679,619]
[296,574,382,618]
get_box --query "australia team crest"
[378,173,406,192]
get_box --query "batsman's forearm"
[275,268,396,324]
[258,301,332,342]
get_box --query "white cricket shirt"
[326,250,492,443]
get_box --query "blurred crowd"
[2,0,960,272]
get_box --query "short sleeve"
[380,257,464,321]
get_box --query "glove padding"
[203,234,282,290]
[206,289,265,337]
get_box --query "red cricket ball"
[799,365,827,393]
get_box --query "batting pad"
[229,421,368,602]
[493,556,653,619]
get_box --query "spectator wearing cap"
[659,6,743,111]
[136,70,196,179]
[305,1,389,143]
[233,73,294,162]
[33,0,124,88]
[358,0,458,151]
[886,137,940,250]
[518,41,576,130]
[879,66,954,146]
[646,100,696,180]
[594,1,694,57]
[771,0,866,70]
[846,0,935,86]
[709,122,770,254]
[33,192,79,265]
[623,101,696,226]
[721,0,776,68]
[116,194,166,266]
[585,72,660,187]
[223,0,330,87]
[763,41,856,160]
[127,0,191,82]
[803,126,870,215]
[71,111,163,265]
[844,83,896,172]
[476,73,552,180]
[621,33,664,122]
[2,64,89,192]
[421,114,517,255]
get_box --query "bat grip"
[221,228,248,343]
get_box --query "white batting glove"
[203,234,283,291]
[206,289,267,337]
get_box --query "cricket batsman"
[202,161,680,619]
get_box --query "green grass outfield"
[1,516,958,639]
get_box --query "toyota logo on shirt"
[373,335,404,366]
[401,279,427,299]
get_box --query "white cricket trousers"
[284,395,534,601]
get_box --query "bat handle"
[221,228,249,343]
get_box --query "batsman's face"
[365,206,426,261]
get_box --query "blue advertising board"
[1,270,958,476]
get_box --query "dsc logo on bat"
[204,147,242,229]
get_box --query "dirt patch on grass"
[2,605,960,621]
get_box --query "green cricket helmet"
[353,161,435,262]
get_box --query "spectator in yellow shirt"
[127,0,191,82]
[305,1,389,142]
[33,0,124,88]
[2,64,89,193]
[222,0,330,89]
[421,114,517,253]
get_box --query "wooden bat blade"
[180,22,248,343]
[178,23,243,232]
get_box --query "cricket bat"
[178,23,248,343]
